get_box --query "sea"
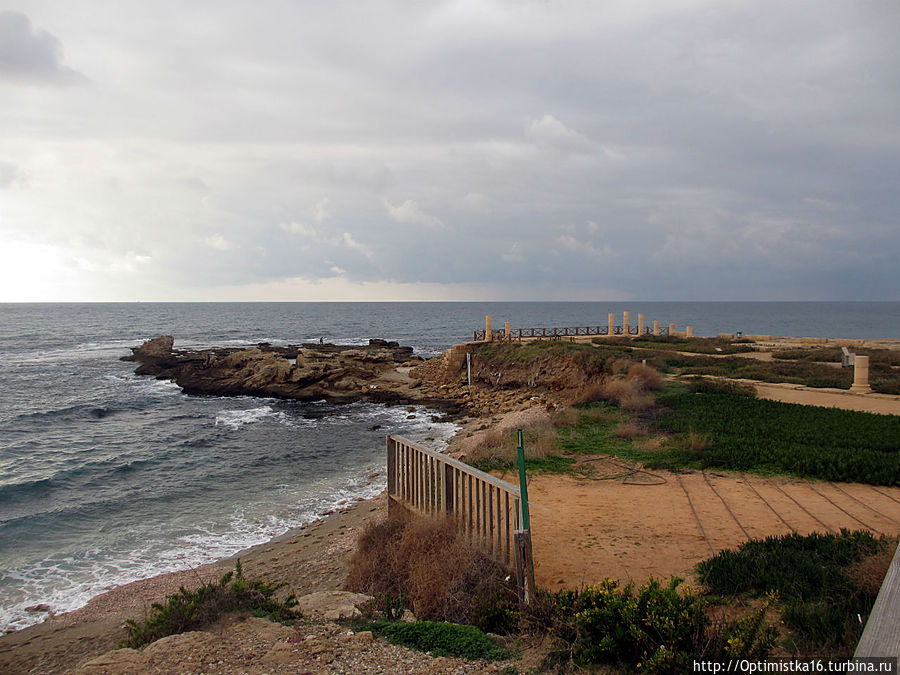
[1,301,898,634]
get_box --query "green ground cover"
[654,388,900,484]
[558,388,900,485]
[697,530,896,654]
[596,335,756,354]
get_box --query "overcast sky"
[1,1,897,301]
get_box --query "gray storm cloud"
[0,1,897,301]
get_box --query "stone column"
[608,313,614,336]
[623,311,630,336]
[638,314,645,335]
[850,355,872,393]
[669,323,676,336]
[485,315,493,341]
[504,321,511,340]
[686,326,693,338]
[653,320,660,336]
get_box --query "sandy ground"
[753,381,900,414]
[523,472,900,591]
[3,357,899,673]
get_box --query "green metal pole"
[516,428,531,531]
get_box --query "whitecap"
[214,406,289,430]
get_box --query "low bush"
[467,420,580,476]
[575,378,655,411]
[626,363,664,391]
[367,619,507,660]
[121,561,298,648]
[344,514,517,632]
[527,578,777,672]
[682,376,756,397]
[697,530,896,653]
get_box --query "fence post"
[387,436,397,516]
[515,430,535,605]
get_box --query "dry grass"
[609,357,634,376]
[633,435,667,452]
[571,370,660,412]
[469,419,557,464]
[344,514,511,625]
[848,537,897,597]
[686,429,712,451]
[612,420,646,439]
[625,363,664,391]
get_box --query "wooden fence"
[473,325,669,341]
[386,435,525,568]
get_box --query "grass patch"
[120,561,298,649]
[697,531,896,654]
[474,340,607,367]
[366,619,508,660]
[470,454,577,475]
[596,335,756,355]
[556,386,900,484]
[654,389,900,485]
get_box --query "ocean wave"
[105,373,182,398]
[214,406,290,430]
[0,473,391,635]
[0,340,140,365]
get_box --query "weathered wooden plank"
[856,539,900,657]
[390,437,522,497]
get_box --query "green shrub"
[368,619,508,660]
[682,376,756,397]
[120,561,298,648]
[530,578,776,672]
[697,530,894,653]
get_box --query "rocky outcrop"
[124,336,465,415]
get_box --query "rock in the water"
[132,335,174,359]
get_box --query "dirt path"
[752,382,900,415]
[525,471,900,591]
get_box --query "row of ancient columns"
[483,314,693,339]
[481,315,876,395]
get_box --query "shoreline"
[0,403,502,674]
[4,333,899,672]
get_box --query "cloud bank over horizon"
[1,1,897,301]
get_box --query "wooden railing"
[473,325,669,341]
[386,435,524,567]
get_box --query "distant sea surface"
[1,301,898,634]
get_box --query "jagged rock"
[125,336,466,415]
[297,590,373,621]
[135,335,173,358]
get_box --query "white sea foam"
[214,406,290,429]
[0,467,399,635]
